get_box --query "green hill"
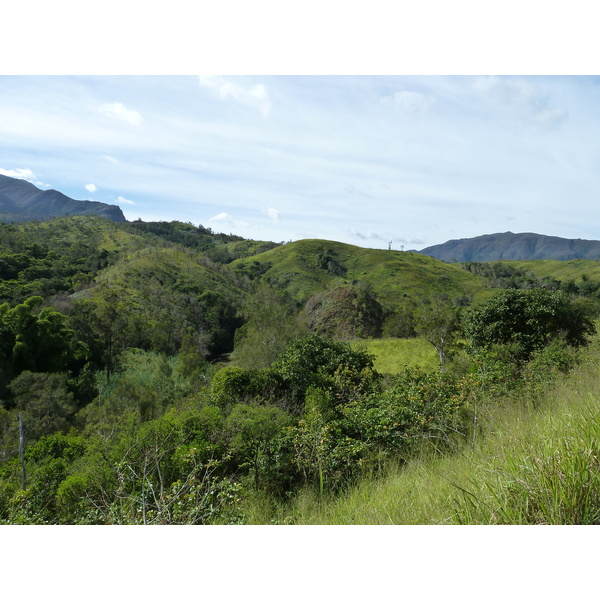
[232,239,489,310]
[0,217,252,357]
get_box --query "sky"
[1,2,598,251]
[4,74,600,251]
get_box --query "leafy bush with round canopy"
[463,289,595,361]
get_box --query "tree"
[232,282,303,369]
[0,297,85,391]
[463,289,595,362]
[9,371,76,442]
[303,283,384,340]
[414,295,460,370]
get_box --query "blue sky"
[2,0,599,251]
[2,75,600,250]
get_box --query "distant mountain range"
[419,232,600,262]
[0,174,126,222]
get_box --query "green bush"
[341,368,473,457]
[463,289,595,361]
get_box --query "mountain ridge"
[418,231,600,262]
[0,174,126,222]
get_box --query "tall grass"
[253,340,600,525]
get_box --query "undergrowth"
[247,338,600,525]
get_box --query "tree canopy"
[463,289,596,360]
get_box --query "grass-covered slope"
[352,337,439,374]
[501,258,600,282]
[232,239,489,310]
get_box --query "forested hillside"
[2,216,600,524]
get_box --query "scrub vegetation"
[1,216,600,524]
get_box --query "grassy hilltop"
[232,238,489,308]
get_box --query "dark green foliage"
[0,297,84,397]
[382,298,417,338]
[213,334,381,413]
[226,403,293,488]
[209,366,285,411]
[0,410,245,524]
[316,248,347,276]
[463,261,560,290]
[271,334,381,409]
[0,433,86,523]
[124,220,280,264]
[9,372,77,442]
[288,387,368,493]
[125,220,245,250]
[463,289,596,361]
[0,218,125,304]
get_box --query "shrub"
[341,368,473,457]
[463,289,595,362]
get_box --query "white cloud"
[0,167,36,180]
[209,211,249,228]
[199,76,271,117]
[349,229,385,241]
[210,212,232,222]
[472,75,534,105]
[380,90,434,113]
[117,195,136,205]
[265,207,281,221]
[100,102,143,125]
[104,155,118,163]
[0,167,49,188]
[85,183,97,193]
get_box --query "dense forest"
[1,215,600,524]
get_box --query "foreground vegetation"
[264,337,600,524]
[2,216,600,524]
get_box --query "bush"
[341,368,473,457]
[463,289,595,361]
[271,333,381,410]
